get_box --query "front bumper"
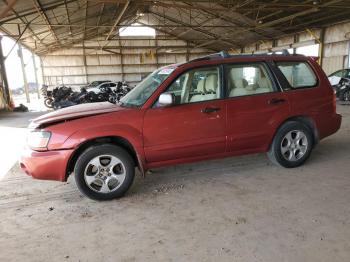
[20,147,74,182]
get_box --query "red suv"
[21,52,341,200]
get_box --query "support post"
[318,28,326,66]
[32,52,40,99]
[293,34,299,55]
[118,38,124,82]
[155,31,159,68]
[18,45,30,103]
[186,42,190,62]
[0,36,10,105]
[82,42,88,85]
[39,56,46,86]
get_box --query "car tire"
[74,144,135,200]
[268,121,313,168]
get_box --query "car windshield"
[119,67,175,107]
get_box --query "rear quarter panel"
[275,57,337,139]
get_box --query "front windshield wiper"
[118,101,140,108]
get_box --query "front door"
[143,65,227,163]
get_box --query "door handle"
[268,98,286,105]
[201,107,220,113]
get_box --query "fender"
[62,123,143,150]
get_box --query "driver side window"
[164,66,221,105]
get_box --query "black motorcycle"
[41,85,54,108]
[333,78,350,101]
[109,82,132,104]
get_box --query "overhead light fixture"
[137,10,144,17]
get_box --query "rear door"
[225,61,291,153]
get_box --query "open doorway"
[0,35,44,111]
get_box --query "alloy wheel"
[280,130,308,162]
[83,155,126,193]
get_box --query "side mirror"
[158,93,174,107]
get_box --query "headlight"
[27,131,51,150]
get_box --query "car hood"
[30,102,126,128]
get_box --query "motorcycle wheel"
[44,98,54,108]
[342,90,350,101]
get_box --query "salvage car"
[21,51,342,200]
[328,68,350,86]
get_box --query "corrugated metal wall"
[233,21,350,75]
[41,35,211,88]
[322,22,350,75]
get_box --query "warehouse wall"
[234,21,350,75]
[322,22,350,74]
[41,34,212,88]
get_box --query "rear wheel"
[74,144,135,200]
[340,90,350,101]
[44,98,53,108]
[268,121,313,168]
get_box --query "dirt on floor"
[0,105,349,262]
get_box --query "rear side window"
[276,61,317,89]
[227,63,275,97]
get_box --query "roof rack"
[253,49,291,55]
[188,49,296,63]
[189,51,230,62]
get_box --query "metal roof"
[0,0,349,55]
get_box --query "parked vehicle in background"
[328,69,350,86]
[328,69,350,101]
[11,87,24,96]
[21,51,341,200]
[86,80,111,88]
[87,82,117,93]
[333,78,350,101]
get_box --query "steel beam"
[18,45,30,103]
[105,1,130,41]
[0,0,17,19]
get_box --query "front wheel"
[268,121,313,168]
[74,144,135,200]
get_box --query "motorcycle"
[41,85,54,108]
[333,78,350,101]
[108,82,132,104]
[43,81,132,110]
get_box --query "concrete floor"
[0,111,47,178]
[0,105,349,262]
